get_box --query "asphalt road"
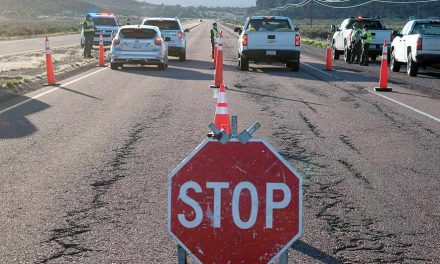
[0,21,439,263]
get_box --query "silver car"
[142,17,189,61]
[110,25,169,70]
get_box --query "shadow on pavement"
[119,64,213,81]
[169,58,237,72]
[59,86,102,101]
[291,240,343,264]
[0,95,50,139]
[227,87,328,107]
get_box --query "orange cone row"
[324,34,333,71]
[210,32,224,89]
[98,31,105,67]
[211,31,232,134]
[45,35,57,85]
[44,34,106,85]
[374,40,392,92]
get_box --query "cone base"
[210,84,227,89]
[374,87,392,92]
[43,83,60,87]
[323,68,334,71]
[96,64,107,67]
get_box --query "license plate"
[266,50,276,56]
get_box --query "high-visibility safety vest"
[210,27,219,42]
[83,20,95,34]
[352,28,362,41]
[362,30,373,45]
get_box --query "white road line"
[0,67,107,115]
[301,62,440,124]
[370,91,440,123]
[0,44,79,58]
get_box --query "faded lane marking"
[301,62,440,124]
[0,67,108,115]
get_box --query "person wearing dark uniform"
[83,14,95,58]
[210,22,219,59]
[349,22,362,64]
[360,25,373,66]
[126,18,132,25]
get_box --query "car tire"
[407,51,418,77]
[158,63,166,71]
[179,51,186,62]
[344,46,351,63]
[332,46,340,60]
[390,51,401,72]
[81,42,85,49]
[110,63,119,70]
[240,56,249,71]
[287,61,300,72]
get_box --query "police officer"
[360,25,373,66]
[126,18,132,26]
[210,22,219,59]
[349,22,362,64]
[83,14,95,58]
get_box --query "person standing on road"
[349,22,362,64]
[210,22,219,59]
[126,18,132,26]
[82,14,95,58]
[360,25,373,66]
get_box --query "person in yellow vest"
[83,14,95,58]
[360,25,373,66]
[210,22,219,59]
[349,22,362,64]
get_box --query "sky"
[142,0,256,7]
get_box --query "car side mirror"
[234,27,242,34]
[164,37,171,42]
[184,28,190,33]
[294,27,299,32]
[331,25,336,32]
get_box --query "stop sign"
[168,138,302,264]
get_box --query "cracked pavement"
[0,21,439,263]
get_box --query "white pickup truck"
[331,17,393,62]
[234,16,301,71]
[390,19,440,76]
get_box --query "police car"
[81,13,119,48]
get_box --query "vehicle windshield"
[347,20,385,29]
[411,22,440,35]
[92,17,117,26]
[119,28,157,39]
[144,20,180,30]
[247,18,292,32]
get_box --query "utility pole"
[310,0,313,28]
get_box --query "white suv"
[142,17,189,61]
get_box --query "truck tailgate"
[370,30,392,45]
[421,35,440,52]
[247,31,297,50]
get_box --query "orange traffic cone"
[44,35,56,86]
[212,33,219,69]
[324,34,334,71]
[213,83,231,134]
[98,31,105,67]
[374,40,392,92]
[210,32,224,89]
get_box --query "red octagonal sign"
[168,138,302,263]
